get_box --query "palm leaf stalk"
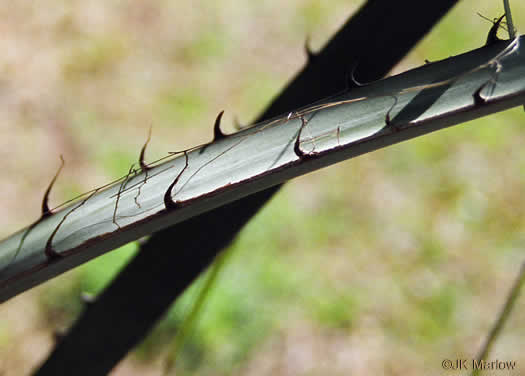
[1,36,523,303]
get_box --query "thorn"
[385,96,400,131]
[473,83,487,105]
[478,13,508,31]
[164,151,189,210]
[45,238,64,260]
[11,155,65,268]
[139,126,152,172]
[293,115,320,159]
[41,155,65,218]
[348,61,366,88]
[386,113,401,132]
[294,116,308,158]
[213,110,226,141]
[304,35,316,61]
[486,14,506,46]
[45,188,98,262]
[200,111,226,154]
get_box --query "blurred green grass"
[1,1,525,375]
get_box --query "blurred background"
[1,1,525,375]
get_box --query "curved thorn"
[478,13,509,32]
[293,115,320,159]
[164,151,189,210]
[45,189,98,261]
[473,82,488,105]
[45,233,64,260]
[213,110,226,141]
[348,61,366,87]
[200,111,227,155]
[486,14,506,46]
[11,156,65,268]
[293,116,307,158]
[385,95,399,129]
[304,35,316,61]
[41,155,65,218]
[139,126,152,172]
